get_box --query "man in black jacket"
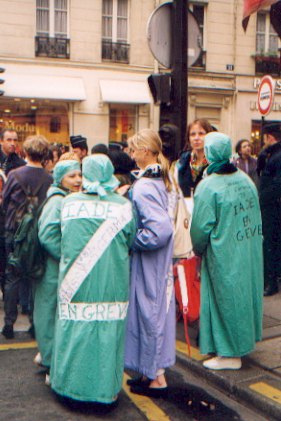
[257,123,281,296]
[0,129,25,300]
[0,129,25,175]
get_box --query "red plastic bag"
[174,256,201,354]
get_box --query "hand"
[116,184,130,196]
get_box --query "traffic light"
[147,73,171,104]
[0,67,5,96]
[159,123,180,162]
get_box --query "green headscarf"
[82,154,119,196]
[205,132,232,175]
[52,160,81,187]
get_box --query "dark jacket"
[257,142,281,205]
[177,151,207,197]
[233,156,258,186]
[3,166,52,232]
[0,147,26,175]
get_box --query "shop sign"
[254,77,281,90]
[257,75,275,116]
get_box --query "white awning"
[99,80,151,104]
[4,74,86,101]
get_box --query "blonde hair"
[23,135,49,162]
[59,152,80,162]
[128,128,172,192]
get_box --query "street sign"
[147,2,202,68]
[257,75,276,116]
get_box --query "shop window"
[189,1,207,69]
[102,0,130,63]
[35,0,70,59]
[50,116,61,133]
[0,99,69,149]
[109,104,136,142]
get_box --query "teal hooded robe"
[190,132,263,357]
[50,189,136,403]
[33,186,66,368]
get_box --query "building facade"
[0,0,280,152]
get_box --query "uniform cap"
[70,135,88,149]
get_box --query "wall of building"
[0,0,280,152]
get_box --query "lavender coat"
[125,176,176,379]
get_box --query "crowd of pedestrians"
[0,120,279,406]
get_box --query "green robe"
[51,191,136,403]
[190,170,263,357]
[33,186,66,368]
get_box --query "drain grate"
[263,315,281,329]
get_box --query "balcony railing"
[102,40,130,64]
[35,36,70,59]
[254,54,280,76]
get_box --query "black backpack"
[9,176,62,283]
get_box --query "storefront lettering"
[254,78,281,90]
[2,121,36,133]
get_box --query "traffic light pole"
[171,0,187,156]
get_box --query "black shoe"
[2,325,14,339]
[126,376,151,386]
[130,384,168,398]
[264,285,279,296]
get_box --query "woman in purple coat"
[125,129,175,397]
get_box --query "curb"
[176,350,281,421]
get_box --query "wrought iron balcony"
[102,40,130,64]
[254,54,280,76]
[35,36,70,59]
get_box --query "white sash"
[59,201,133,304]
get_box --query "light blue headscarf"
[52,160,81,187]
[82,154,120,196]
[204,132,232,175]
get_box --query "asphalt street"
[0,342,267,421]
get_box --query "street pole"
[171,0,187,156]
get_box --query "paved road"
[0,340,266,421]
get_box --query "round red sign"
[257,75,275,116]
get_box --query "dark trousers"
[261,200,281,289]
[4,231,20,326]
[3,231,32,327]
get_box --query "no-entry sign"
[257,75,276,116]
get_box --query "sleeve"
[133,182,173,252]
[38,195,64,261]
[2,172,16,213]
[190,187,217,256]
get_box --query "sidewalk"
[176,290,281,421]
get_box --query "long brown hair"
[184,119,213,151]
[128,128,172,192]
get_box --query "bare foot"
[149,374,167,389]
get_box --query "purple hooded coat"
[125,174,176,379]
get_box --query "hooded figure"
[51,154,136,403]
[190,132,263,370]
[33,160,82,381]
